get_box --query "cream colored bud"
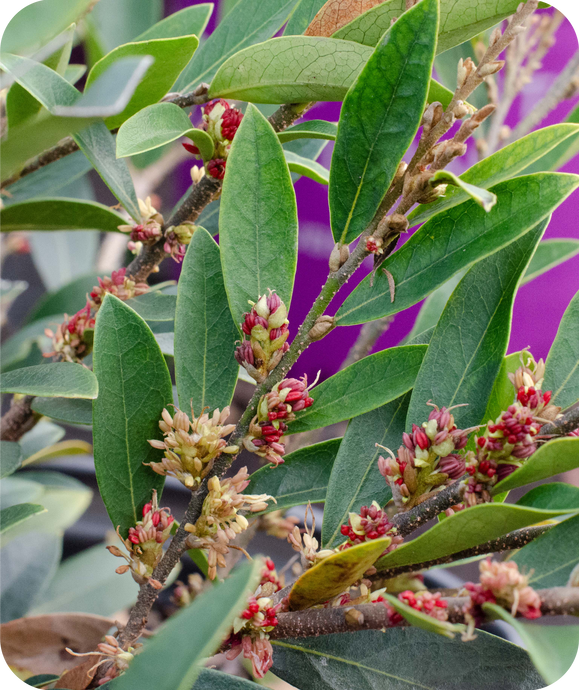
[308,315,335,342]
[453,101,470,120]
[190,165,205,183]
[255,294,270,319]
[345,608,365,626]
[162,408,173,427]
[329,243,344,272]
[268,302,288,328]
[236,514,249,530]
[479,61,505,78]
[208,476,221,492]
[490,27,502,46]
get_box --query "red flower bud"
[207,159,226,179]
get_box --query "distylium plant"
[1,1,579,689]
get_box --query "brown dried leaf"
[305,0,386,37]
[0,613,114,676]
[56,657,102,690]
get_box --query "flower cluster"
[107,492,174,588]
[89,268,149,309]
[182,99,244,179]
[243,375,314,466]
[118,197,164,249]
[259,509,300,540]
[339,501,402,555]
[184,467,273,579]
[259,557,283,594]
[66,635,141,686]
[463,353,561,506]
[44,300,95,362]
[147,406,238,491]
[287,505,335,567]
[388,590,449,626]
[378,402,472,510]
[235,290,290,384]
[162,221,196,263]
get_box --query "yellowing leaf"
[384,593,466,639]
[305,0,384,37]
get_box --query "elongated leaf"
[23,675,60,688]
[522,239,579,284]
[483,603,579,686]
[284,0,327,35]
[23,440,92,467]
[479,352,520,430]
[114,561,261,690]
[404,273,464,344]
[136,5,214,41]
[30,397,93,426]
[124,291,176,322]
[85,36,198,129]
[0,363,97,399]
[522,103,579,174]
[408,124,579,228]
[246,438,341,512]
[289,537,391,610]
[336,174,579,326]
[330,0,438,244]
[277,119,337,143]
[431,170,497,211]
[384,593,466,638]
[174,229,238,413]
[513,513,579,588]
[517,483,579,511]
[192,670,260,689]
[0,442,23,479]
[93,295,173,536]
[19,422,65,461]
[492,437,579,495]
[407,221,545,430]
[322,394,408,548]
[219,105,298,324]
[175,0,300,91]
[288,345,426,434]
[0,199,126,233]
[0,504,45,536]
[375,503,578,571]
[272,628,543,690]
[285,151,329,184]
[544,288,579,409]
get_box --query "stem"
[340,317,394,370]
[391,480,465,537]
[540,404,579,437]
[0,396,37,441]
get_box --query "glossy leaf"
[336,174,579,326]
[384,593,466,639]
[176,0,301,91]
[92,295,173,536]
[174,229,238,413]
[272,628,543,690]
[408,124,579,227]
[0,362,98,399]
[277,120,337,143]
[404,273,464,344]
[329,0,438,244]
[0,504,46,536]
[431,170,497,212]
[516,483,579,511]
[375,503,578,571]
[544,288,579,408]
[513,513,579,588]
[245,438,341,512]
[288,345,426,434]
[322,394,409,548]
[0,442,23,479]
[483,603,579,686]
[284,0,327,35]
[492,437,579,495]
[124,291,177,322]
[209,36,373,103]
[31,397,93,426]
[407,221,545,431]
[219,105,298,324]
[522,239,579,284]
[114,561,261,690]
[285,150,329,184]
[86,36,198,129]
[289,537,391,610]
[479,352,520,429]
[136,4,214,41]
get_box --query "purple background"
[168,1,579,383]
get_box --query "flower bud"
[308,315,334,341]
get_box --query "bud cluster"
[235,290,290,384]
[378,403,472,510]
[90,268,149,309]
[339,501,402,555]
[44,301,95,363]
[163,221,196,263]
[66,635,141,686]
[287,505,335,567]
[387,590,449,626]
[147,406,238,491]
[184,467,273,579]
[107,491,174,587]
[259,557,283,594]
[118,197,164,249]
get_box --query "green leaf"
[0,362,98,399]
[29,541,139,616]
[513,513,579,588]
[0,442,23,479]
[289,537,391,610]
[0,504,46,537]
[116,102,213,160]
[522,239,579,284]
[492,437,579,495]
[85,36,199,129]
[124,291,177,322]
[375,503,578,572]
[277,120,337,143]
[192,669,261,689]
[175,0,301,91]
[27,273,99,323]
[516,483,579,511]
[336,173,579,326]
[329,0,438,245]
[23,674,61,688]
[187,548,209,579]
[114,561,261,690]
[289,346,426,434]
[482,603,579,685]
[219,105,298,324]
[284,150,329,184]
[431,170,497,212]
[407,221,545,431]
[0,317,55,373]
[384,593,466,639]
[175,228,238,413]
[30,397,93,426]
[19,421,65,461]
[245,438,341,513]
[92,295,173,536]
[1,532,62,623]
[522,104,579,174]
[479,352,520,429]
[272,628,543,690]
[544,288,579,408]
[136,5,212,41]
[322,394,409,548]
[284,0,326,35]
[404,273,464,344]
[0,198,126,233]
[408,124,579,228]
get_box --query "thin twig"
[0,396,37,441]
[390,480,465,537]
[340,317,394,370]
[540,403,579,437]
